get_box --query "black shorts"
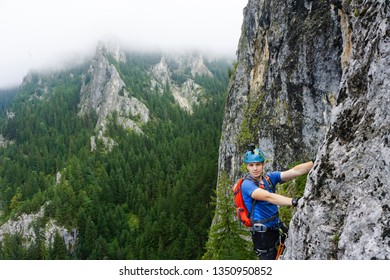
[251,229,279,260]
[251,224,288,260]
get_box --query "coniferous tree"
[202,172,256,260]
[51,231,68,260]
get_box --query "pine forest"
[0,50,232,259]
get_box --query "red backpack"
[232,175,272,227]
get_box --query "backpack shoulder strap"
[232,178,244,195]
[263,174,275,192]
[244,174,265,189]
[263,174,272,185]
[243,174,265,224]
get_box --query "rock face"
[149,55,212,113]
[218,0,341,180]
[79,44,150,137]
[213,0,390,259]
[0,134,14,148]
[285,0,390,260]
[0,207,77,252]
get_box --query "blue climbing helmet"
[244,143,265,163]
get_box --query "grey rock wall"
[285,0,390,260]
[218,0,341,182]
[0,207,77,252]
[149,55,212,113]
[78,44,149,135]
[214,0,390,259]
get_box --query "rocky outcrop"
[149,55,211,113]
[190,55,214,77]
[212,0,390,259]
[0,207,77,251]
[78,44,150,150]
[0,134,14,148]
[170,80,205,113]
[150,56,171,87]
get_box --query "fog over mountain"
[0,0,247,88]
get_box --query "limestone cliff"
[213,0,390,259]
[78,45,215,150]
[78,44,150,150]
[149,54,212,113]
[0,207,77,253]
[219,0,341,180]
[285,0,390,260]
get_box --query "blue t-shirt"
[241,171,282,227]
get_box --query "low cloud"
[0,0,246,88]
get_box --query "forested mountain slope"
[0,44,232,259]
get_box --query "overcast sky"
[0,0,248,88]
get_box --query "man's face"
[246,162,264,179]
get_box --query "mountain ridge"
[0,43,232,259]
